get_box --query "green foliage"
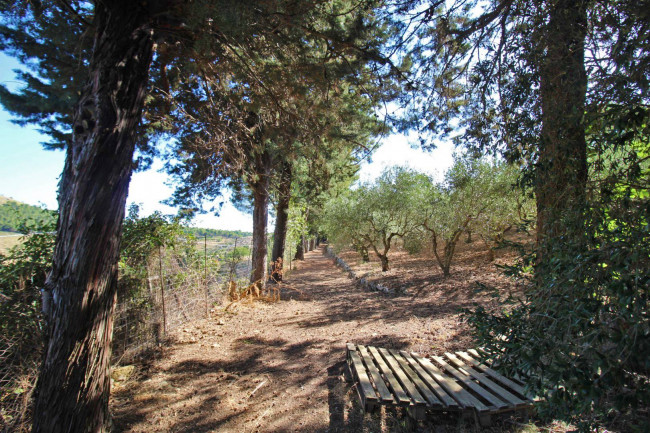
[0,1,164,165]
[121,205,184,264]
[322,167,427,271]
[0,217,55,431]
[0,1,91,149]
[119,205,214,297]
[468,134,650,429]
[184,227,251,239]
[468,162,534,260]
[0,218,55,338]
[221,246,250,261]
[161,1,388,246]
[420,156,527,275]
[402,231,424,255]
[0,197,56,232]
[285,202,309,260]
[322,159,527,273]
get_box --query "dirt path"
[112,246,491,433]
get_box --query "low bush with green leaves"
[468,138,650,430]
[0,216,56,431]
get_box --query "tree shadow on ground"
[113,246,517,432]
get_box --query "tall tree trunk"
[294,239,304,260]
[379,254,389,272]
[537,0,588,258]
[271,161,292,281]
[250,149,272,290]
[32,3,156,432]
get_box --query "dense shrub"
[468,138,650,430]
[0,217,55,432]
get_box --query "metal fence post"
[228,237,238,282]
[159,245,166,335]
[204,234,209,317]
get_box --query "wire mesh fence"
[112,236,253,363]
[0,233,319,432]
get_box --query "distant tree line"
[0,198,56,232]
[184,227,251,240]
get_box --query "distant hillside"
[0,195,56,232]
[184,227,252,239]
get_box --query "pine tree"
[27,2,167,431]
[0,1,91,149]
[163,0,388,289]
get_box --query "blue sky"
[0,53,454,231]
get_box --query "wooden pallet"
[344,343,535,426]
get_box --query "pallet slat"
[432,356,509,409]
[346,343,378,408]
[414,353,489,412]
[455,351,533,400]
[445,352,529,408]
[367,346,411,405]
[400,351,460,410]
[379,348,427,406]
[466,349,528,388]
[358,345,394,404]
[389,349,442,407]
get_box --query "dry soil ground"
[111,242,567,433]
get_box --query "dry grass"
[0,231,23,254]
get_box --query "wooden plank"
[475,347,493,358]
[389,349,442,407]
[413,354,489,412]
[400,351,460,410]
[367,346,411,405]
[346,344,378,407]
[445,353,529,408]
[358,345,394,404]
[455,351,533,401]
[466,349,528,388]
[433,356,508,409]
[379,348,427,406]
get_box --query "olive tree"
[468,163,534,261]
[322,167,426,271]
[420,156,518,276]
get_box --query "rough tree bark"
[294,207,309,260]
[32,3,157,432]
[270,160,292,282]
[536,0,588,256]
[369,232,398,272]
[249,149,272,290]
[424,215,472,277]
[294,238,304,260]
